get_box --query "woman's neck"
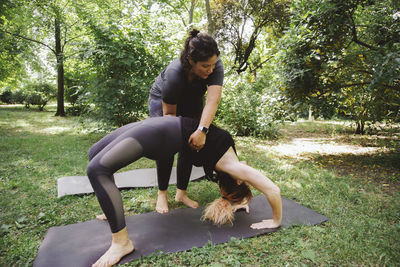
[187,71,195,83]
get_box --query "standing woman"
[148,29,224,213]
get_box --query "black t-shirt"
[180,117,235,178]
[150,58,224,119]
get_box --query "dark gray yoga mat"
[57,166,205,197]
[34,195,328,267]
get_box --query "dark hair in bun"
[180,29,220,71]
[189,29,200,38]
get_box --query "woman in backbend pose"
[86,116,282,267]
[148,29,224,213]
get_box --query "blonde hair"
[201,171,253,226]
[201,197,234,226]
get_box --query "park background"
[1,0,399,266]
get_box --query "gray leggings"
[86,116,182,233]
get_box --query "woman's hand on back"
[188,130,206,151]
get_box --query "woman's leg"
[87,135,144,266]
[175,152,199,208]
[148,97,174,213]
[87,136,144,232]
[155,157,174,213]
[88,122,140,186]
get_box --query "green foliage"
[23,82,56,110]
[63,63,92,116]
[83,22,165,126]
[277,0,400,133]
[217,74,285,139]
[0,87,12,103]
[0,81,56,110]
[68,1,179,126]
[10,89,27,104]
[213,0,290,73]
[0,0,30,86]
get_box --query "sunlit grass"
[0,105,399,266]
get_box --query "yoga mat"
[57,166,205,197]
[34,195,328,267]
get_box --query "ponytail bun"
[189,29,200,38]
[201,197,234,226]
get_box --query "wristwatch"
[197,126,209,134]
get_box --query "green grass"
[1,105,399,266]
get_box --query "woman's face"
[189,54,218,80]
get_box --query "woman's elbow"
[268,184,281,198]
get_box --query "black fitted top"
[180,117,235,178]
[150,58,224,119]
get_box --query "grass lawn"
[0,105,399,266]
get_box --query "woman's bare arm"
[189,85,222,150]
[162,101,177,116]
[215,147,282,229]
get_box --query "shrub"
[65,85,89,116]
[11,89,27,104]
[23,82,56,111]
[0,88,13,103]
[217,76,286,139]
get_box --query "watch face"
[199,126,208,133]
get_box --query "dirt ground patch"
[271,125,400,194]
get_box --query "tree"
[155,0,203,29]
[0,0,87,116]
[212,0,290,73]
[204,0,215,35]
[68,0,176,126]
[0,0,32,87]
[278,0,400,133]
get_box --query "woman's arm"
[189,85,222,150]
[162,101,177,116]
[215,147,282,229]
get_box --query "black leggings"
[86,116,182,233]
[148,96,193,191]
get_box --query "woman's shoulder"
[165,59,184,74]
[206,58,224,85]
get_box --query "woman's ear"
[187,56,195,66]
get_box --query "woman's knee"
[86,160,109,182]
[86,161,97,179]
[88,145,98,161]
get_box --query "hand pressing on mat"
[232,203,249,213]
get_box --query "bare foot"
[156,190,169,214]
[92,227,134,267]
[175,189,199,209]
[96,214,107,221]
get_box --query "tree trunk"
[204,0,215,35]
[54,17,65,116]
[189,0,195,25]
[308,105,314,121]
[355,121,365,134]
